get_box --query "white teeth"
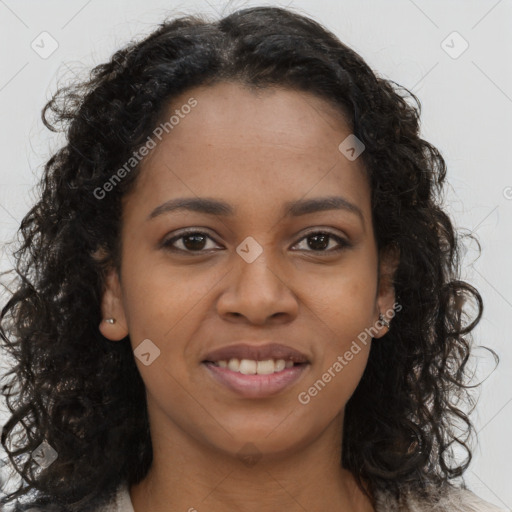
[227,358,240,371]
[256,359,275,375]
[239,359,257,375]
[275,359,285,372]
[214,358,297,374]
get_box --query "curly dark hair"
[0,5,498,511]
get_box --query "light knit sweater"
[94,480,509,512]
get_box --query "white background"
[0,0,511,508]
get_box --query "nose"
[216,251,299,325]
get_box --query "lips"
[204,362,309,398]
[201,343,310,398]
[202,343,310,364]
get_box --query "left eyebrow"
[147,195,365,229]
[282,196,364,227]
[147,197,234,220]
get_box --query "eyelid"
[160,227,222,252]
[161,227,352,254]
[295,226,349,241]
[291,228,351,252]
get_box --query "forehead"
[126,81,371,225]
[159,81,352,149]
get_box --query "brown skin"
[99,81,399,512]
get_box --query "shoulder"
[6,481,133,512]
[87,481,134,512]
[431,486,508,512]
[374,483,508,512]
[80,481,133,512]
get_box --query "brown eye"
[162,231,222,253]
[180,233,208,251]
[161,229,351,256]
[293,231,351,253]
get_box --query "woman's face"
[100,81,398,460]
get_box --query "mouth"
[201,343,310,398]
[207,357,304,374]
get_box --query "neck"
[129,412,375,512]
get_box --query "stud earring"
[378,313,390,328]
[105,318,116,324]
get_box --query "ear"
[98,267,129,341]
[373,244,400,339]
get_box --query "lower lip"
[203,362,309,398]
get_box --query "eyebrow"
[147,196,365,226]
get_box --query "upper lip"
[202,343,310,363]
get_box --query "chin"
[204,420,319,462]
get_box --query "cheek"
[120,258,226,402]
[298,259,376,405]
[120,250,212,340]
[299,323,372,419]
[304,262,377,340]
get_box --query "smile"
[202,359,309,398]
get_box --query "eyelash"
[161,228,352,255]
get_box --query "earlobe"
[98,268,129,341]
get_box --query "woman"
[0,6,505,512]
